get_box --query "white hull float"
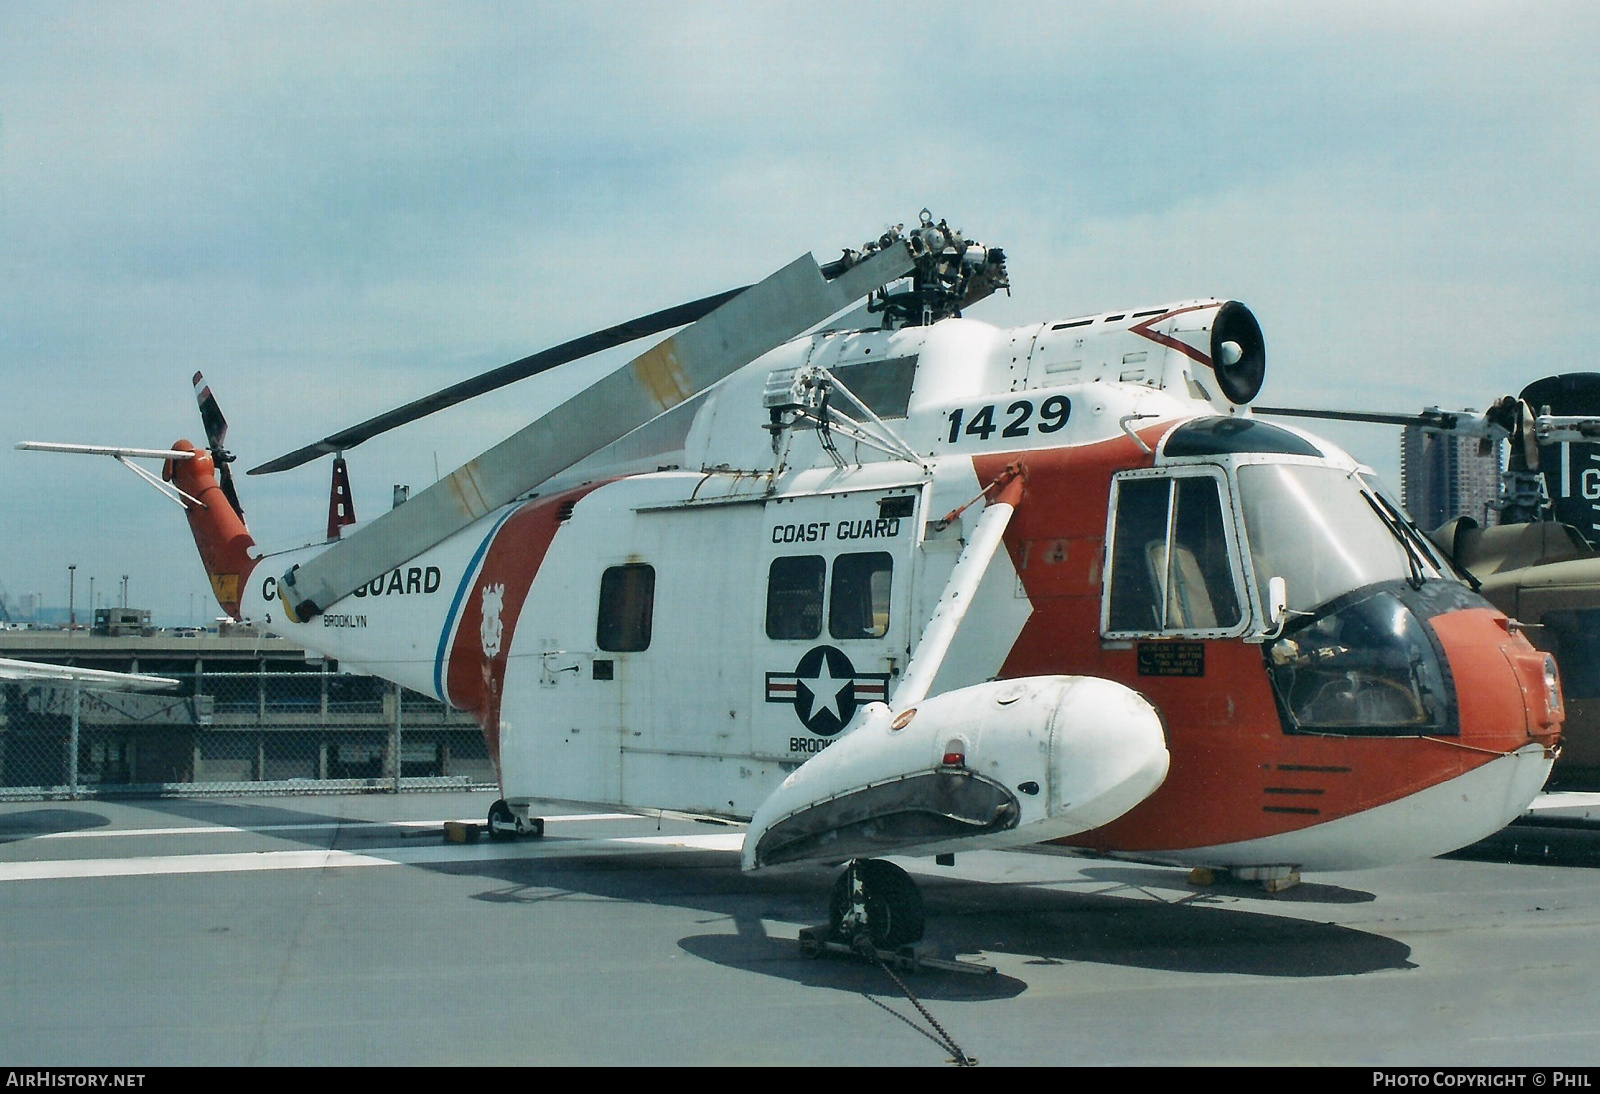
[744,676,1170,869]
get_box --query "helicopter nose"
[1431,607,1563,753]
[1507,644,1565,747]
[1336,603,1564,866]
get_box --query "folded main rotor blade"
[0,657,178,692]
[15,442,197,459]
[249,286,750,476]
[277,243,915,621]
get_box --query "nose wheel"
[829,859,925,948]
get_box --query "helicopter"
[21,212,1564,947]
[1258,374,1600,790]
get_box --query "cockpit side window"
[1108,479,1170,633]
[1106,473,1242,636]
[1170,478,1242,629]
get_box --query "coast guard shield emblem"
[480,583,506,659]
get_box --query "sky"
[1,1,1597,624]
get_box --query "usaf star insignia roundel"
[765,645,890,737]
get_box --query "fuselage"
[209,303,1560,873]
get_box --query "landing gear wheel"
[828,859,925,948]
[487,799,518,841]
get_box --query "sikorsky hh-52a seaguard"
[23,212,1564,947]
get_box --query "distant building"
[0,628,490,792]
[1400,427,1503,531]
[93,607,153,637]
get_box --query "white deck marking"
[0,848,396,881]
[0,829,747,882]
[612,832,746,851]
[1471,1028,1600,1043]
[33,813,643,841]
[1527,791,1600,815]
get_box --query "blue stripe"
[433,505,520,704]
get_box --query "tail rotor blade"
[194,371,244,516]
[215,459,245,518]
[193,372,229,452]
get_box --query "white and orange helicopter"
[21,211,1564,948]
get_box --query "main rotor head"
[856,209,1009,328]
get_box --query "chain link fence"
[0,671,496,799]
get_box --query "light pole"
[67,565,76,629]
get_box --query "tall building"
[1400,427,1503,531]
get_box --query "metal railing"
[0,671,496,799]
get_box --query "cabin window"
[1106,474,1242,635]
[767,555,826,640]
[596,564,655,652]
[830,552,893,639]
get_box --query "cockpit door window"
[1108,478,1171,633]
[1105,471,1244,637]
[1168,477,1243,629]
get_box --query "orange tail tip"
[164,439,257,619]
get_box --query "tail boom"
[165,439,257,618]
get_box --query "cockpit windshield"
[1237,463,1443,614]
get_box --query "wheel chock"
[1261,870,1301,894]
[443,821,481,844]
